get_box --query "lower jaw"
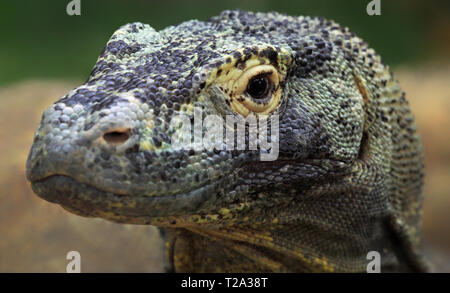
[30,174,232,223]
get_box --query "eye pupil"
[247,76,269,99]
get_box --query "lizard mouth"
[31,174,230,222]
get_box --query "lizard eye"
[208,47,292,117]
[230,65,281,116]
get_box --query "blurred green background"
[0,0,448,86]
[0,0,449,272]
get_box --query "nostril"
[102,128,131,145]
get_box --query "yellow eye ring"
[230,65,282,116]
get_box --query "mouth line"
[33,174,134,198]
[30,174,231,218]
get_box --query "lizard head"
[27,10,372,227]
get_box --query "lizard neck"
[167,225,358,272]
[167,226,297,272]
[166,218,416,273]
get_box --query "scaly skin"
[26,10,428,272]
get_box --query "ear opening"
[358,131,369,160]
[353,73,371,161]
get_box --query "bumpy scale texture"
[26,10,428,272]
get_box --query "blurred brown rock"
[396,65,450,272]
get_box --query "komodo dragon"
[26,10,429,272]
